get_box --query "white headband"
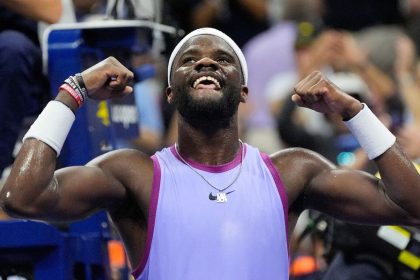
[167,27,248,86]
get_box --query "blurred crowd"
[2,0,420,279]
[66,0,420,167]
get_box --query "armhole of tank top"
[260,152,289,243]
[131,154,162,278]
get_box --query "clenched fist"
[293,71,363,120]
[81,56,134,100]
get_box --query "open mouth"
[192,76,221,90]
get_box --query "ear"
[240,85,249,103]
[166,86,174,104]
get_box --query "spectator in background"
[321,0,414,133]
[394,33,420,123]
[404,0,420,54]
[167,0,270,48]
[268,26,396,166]
[0,3,62,276]
[394,33,420,161]
[240,0,323,153]
[0,0,62,182]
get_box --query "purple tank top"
[132,143,289,280]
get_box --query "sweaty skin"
[1,35,420,271]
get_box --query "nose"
[194,57,219,72]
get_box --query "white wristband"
[23,101,75,156]
[345,103,396,160]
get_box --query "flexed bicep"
[2,158,126,221]
[46,164,127,221]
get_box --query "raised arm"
[283,71,420,226]
[0,57,152,221]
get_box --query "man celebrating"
[1,28,420,280]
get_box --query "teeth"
[193,76,221,89]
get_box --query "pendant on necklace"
[209,190,236,203]
[216,192,228,203]
[209,192,227,203]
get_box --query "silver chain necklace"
[174,139,244,203]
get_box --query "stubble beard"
[172,83,242,130]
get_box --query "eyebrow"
[178,48,200,58]
[214,50,236,60]
[178,48,237,62]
